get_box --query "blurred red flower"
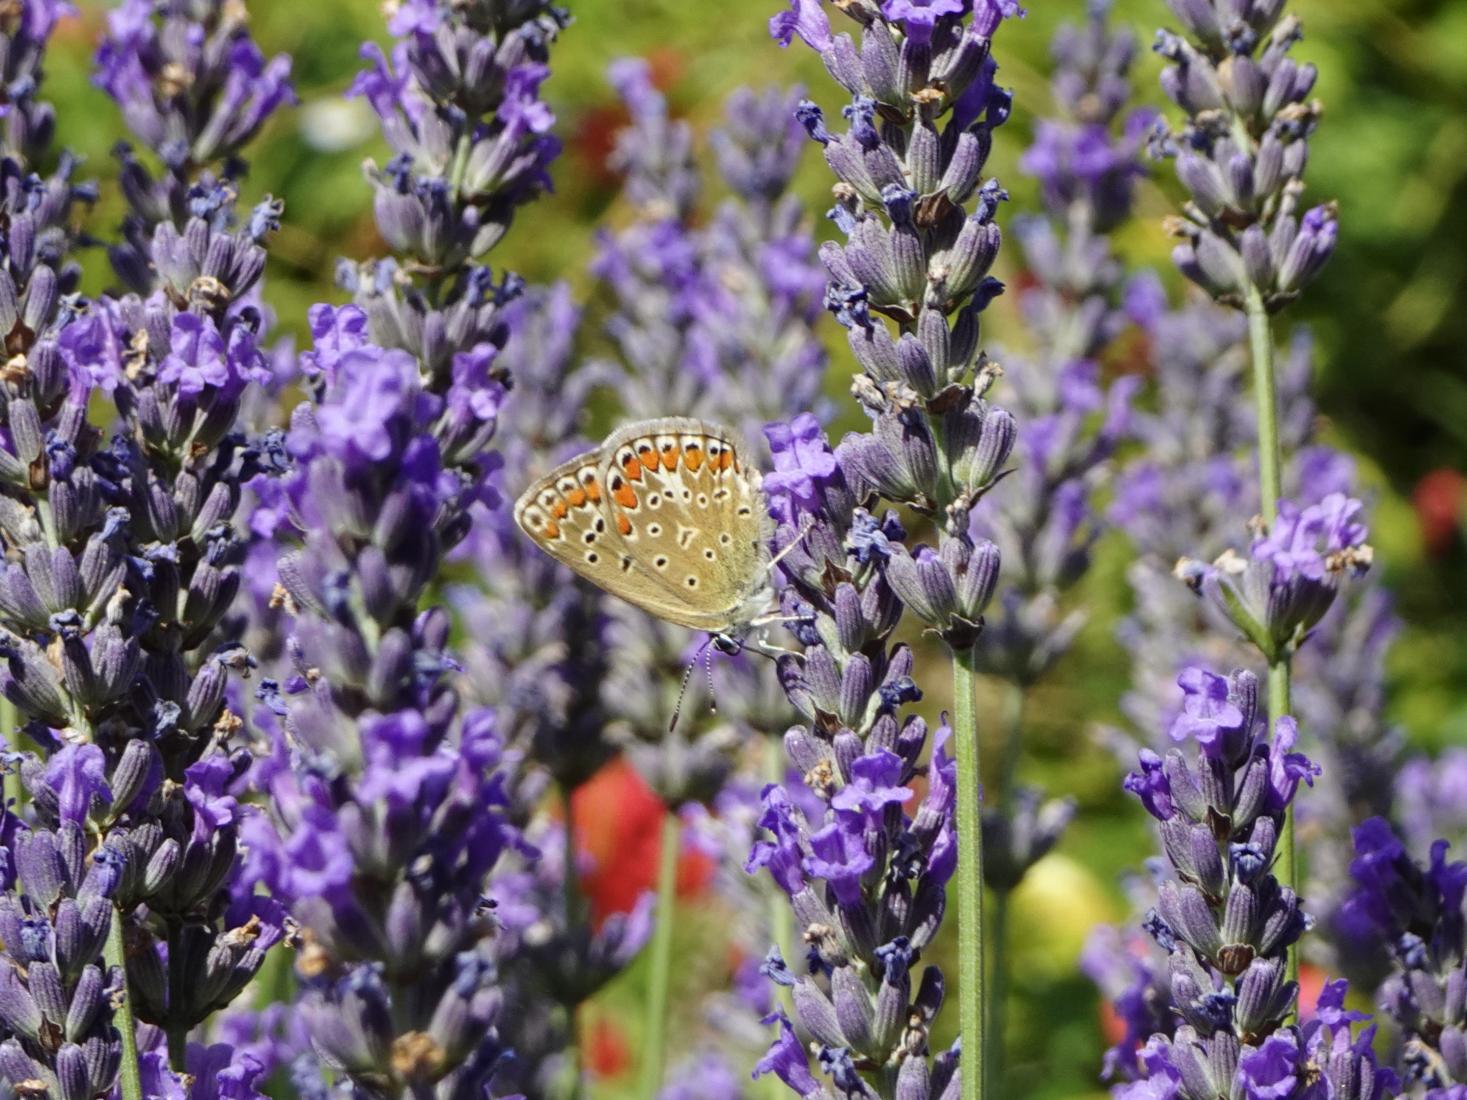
[585,1012,631,1080]
[1413,467,1465,557]
[569,757,714,924]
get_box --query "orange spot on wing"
[551,500,569,519]
[585,479,602,503]
[684,447,703,471]
[616,514,632,536]
[717,450,733,471]
[544,520,561,539]
[613,483,638,509]
[566,488,587,508]
[661,445,681,470]
[621,454,643,480]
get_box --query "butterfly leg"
[767,516,817,572]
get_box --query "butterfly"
[514,417,777,650]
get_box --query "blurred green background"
[42,0,1467,1095]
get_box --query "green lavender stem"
[106,906,144,1100]
[1245,282,1297,997]
[639,807,680,1097]
[1,698,21,811]
[953,644,987,1100]
[1244,284,1283,521]
[988,681,1026,1091]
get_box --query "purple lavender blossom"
[1181,491,1373,662]
[1120,668,1313,1093]
[346,0,564,277]
[0,0,73,158]
[1341,818,1467,1091]
[1153,0,1337,309]
[94,0,294,291]
[95,0,294,167]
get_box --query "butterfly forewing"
[515,418,771,634]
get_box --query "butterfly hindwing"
[513,452,625,585]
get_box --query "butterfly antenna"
[667,637,714,734]
[704,644,719,715]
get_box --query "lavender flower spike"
[1342,818,1467,1092]
[1152,0,1337,311]
[763,0,1023,1094]
[95,0,295,291]
[1118,667,1397,1098]
[1180,491,1373,663]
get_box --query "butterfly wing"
[595,417,772,633]
[514,449,630,585]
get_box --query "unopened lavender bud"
[1,635,67,722]
[843,414,938,507]
[894,334,938,397]
[56,1042,94,1100]
[142,839,181,896]
[831,965,875,1053]
[1235,957,1292,1035]
[1240,224,1275,288]
[837,657,875,730]
[907,121,942,195]
[1221,56,1266,119]
[1276,203,1337,292]
[1166,0,1223,48]
[792,978,844,1049]
[21,266,57,335]
[0,966,42,1038]
[847,323,902,387]
[1176,152,1228,217]
[1255,888,1304,956]
[945,401,1015,492]
[105,740,158,819]
[886,546,956,628]
[9,399,44,469]
[940,130,985,207]
[943,535,1000,623]
[1219,884,1260,960]
[1160,880,1223,958]
[932,216,1001,307]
